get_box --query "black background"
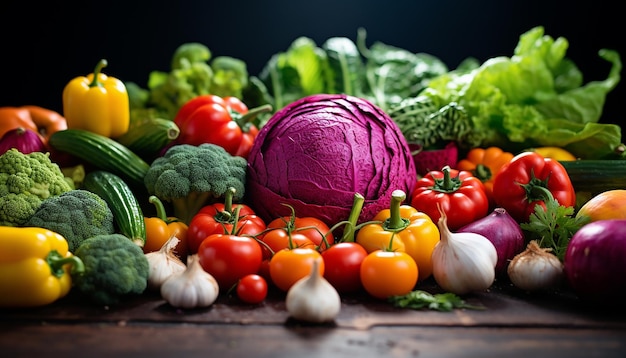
[1,0,623,125]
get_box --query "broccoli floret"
[25,189,116,252]
[0,148,73,226]
[72,234,149,306]
[144,143,247,225]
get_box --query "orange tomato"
[360,250,418,300]
[269,247,323,292]
[268,215,333,250]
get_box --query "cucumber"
[559,159,626,194]
[83,170,146,247]
[49,129,150,188]
[116,118,180,160]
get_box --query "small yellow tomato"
[359,250,418,300]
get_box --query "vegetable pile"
[1,26,625,320]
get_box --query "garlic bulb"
[145,235,187,290]
[160,254,219,309]
[508,240,564,291]
[286,257,341,323]
[432,205,498,295]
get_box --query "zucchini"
[116,118,180,160]
[559,159,626,194]
[49,129,150,187]
[83,170,146,247]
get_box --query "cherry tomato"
[360,250,418,300]
[321,242,368,293]
[236,274,268,304]
[268,216,333,250]
[269,247,323,292]
[197,234,263,290]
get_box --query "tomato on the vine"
[267,215,333,250]
[197,233,263,290]
[187,188,266,254]
[236,274,268,304]
[269,247,323,292]
[360,250,418,300]
[321,242,368,293]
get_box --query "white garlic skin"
[286,258,341,323]
[145,237,187,290]
[160,254,219,309]
[433,210,498,295]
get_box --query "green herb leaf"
[388,290,485,312]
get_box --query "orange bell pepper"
[143,195,189,261]
[0,105,67,146]
[356,190,440,282]
[456,147,514,207]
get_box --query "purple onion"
[457,207,525,276]
[564,219,626,302]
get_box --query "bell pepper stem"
[47,250,85,278]
[383,190,410,232]
[88,59,108,88]
[340,193,365,243]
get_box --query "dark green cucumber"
[83,170,146,247]
[115,118,180,159]
[49,129,150,187]
[559,159,626,194]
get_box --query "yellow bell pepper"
[527,146,577,161]
[0,226,84,308]
[356,190,440,282]
[62,59,130,139]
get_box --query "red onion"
[0,127,46,155]
[457,207,525,276]
[564,219,626,302]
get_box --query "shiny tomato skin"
[360,250,418,300]
[197,234,263,290]
[178,103,243,152]
[236,274,268,304]
[268,216,333,250]
[321,242,368,293]
[269,248,323,292]
[261,228,316,254]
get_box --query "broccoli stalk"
[144,143,248,225]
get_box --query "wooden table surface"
[1,279,625,358]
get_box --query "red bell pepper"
[492,151,576,223]
[410,166,489,230]
[173,94,271,159]
[186,187,267,254]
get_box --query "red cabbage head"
[246,94,417,228]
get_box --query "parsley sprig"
[388,290,485,312]
[520,188,589,261]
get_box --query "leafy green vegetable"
[388,290,485,312]
[422,26,622,159]
[520,192,589,261]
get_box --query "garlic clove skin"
[160,254,219,309]
[286,257,341,323]
[508,240,564,291]
[432,206,498,295]
[145,236,187,290]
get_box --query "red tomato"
[197,234,263,290]
[236,274,268,304]
[410,166,489,230]
[267,216,333,250]
[321,242,368,293]
[187,202,266,254]
[360,250,418,300]
[261,228,316,254]
[269,248,323,292]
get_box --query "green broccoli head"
[144,143,247,225]
[73,234,149,306]
[0,148,73,226]
[25,189,116,252]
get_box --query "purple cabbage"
[246,94,417,228]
